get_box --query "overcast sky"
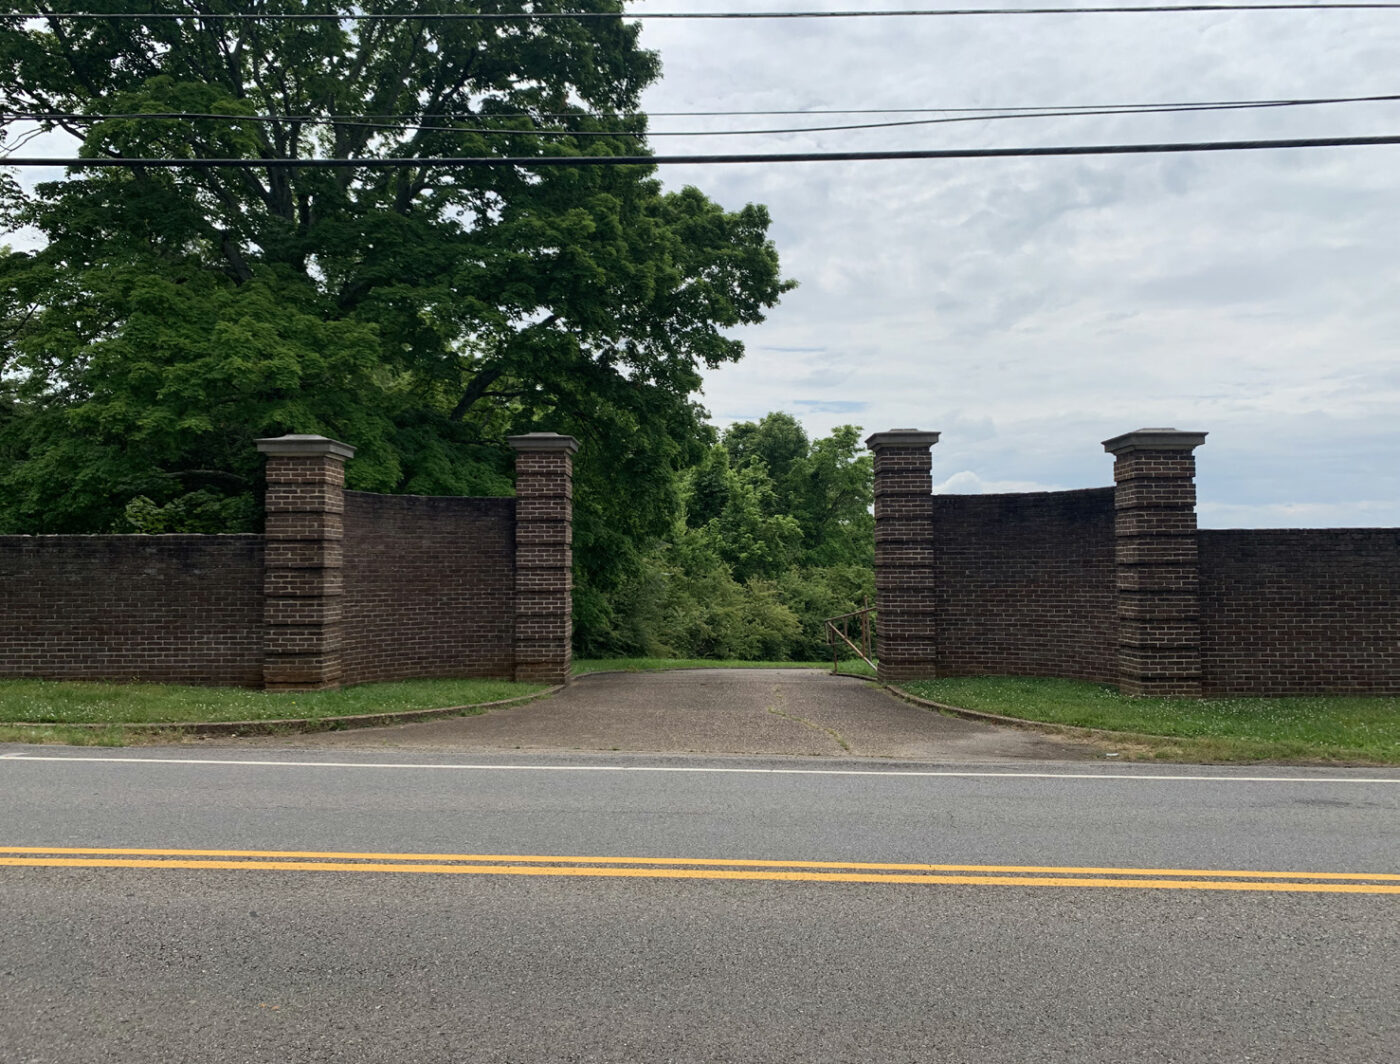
[629,1,1400,527]
[7,6,1397,526]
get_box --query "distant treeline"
[578,412,873,661]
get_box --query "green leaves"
[584,416,875,661]
[0,1,791,552]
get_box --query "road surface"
[3,744,1398,1063]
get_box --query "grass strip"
[898,676,1400,764]
[0,678,546,729]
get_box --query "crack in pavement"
[765,684,852,754]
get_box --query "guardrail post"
[1103,427,1207,697]
[865,429,941,682]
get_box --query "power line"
[633,97,1400,115]
[9,96,1399,120]
[16,5,1400,20]
[7,94,1399,139]
[6,133,1400,167]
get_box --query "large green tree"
[0,2,791,640]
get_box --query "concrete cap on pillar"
[1102,428,1207,456]
[255,434,356,460]
[864,429,941,450]
[508,432,580,454]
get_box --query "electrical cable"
[6,94,1399,138]
[7,97,1395,120]
[15,5,1400,20]
[6,133,1400,167]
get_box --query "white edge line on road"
[1,753,1398,783]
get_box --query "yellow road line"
[2,851,1400,896]
[1,845,1397,883]
[3,855,1400,893]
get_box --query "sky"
[5,6,1398,528]
[627,1,1400,527]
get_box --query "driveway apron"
[257,669,1095,760]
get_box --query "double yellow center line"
[3,846,1399,893]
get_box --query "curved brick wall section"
[929,488,1117,682]
[0,536,264,685]
[341,492,516,684]
[1199,529,1400,695]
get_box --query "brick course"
[869,427,1399,696]
[0,434,578,689]
[929,489,1117,683]
[0,536,264,685]
[341,493,516,684]
[1200,529,1400,695]
[866,432,941,682]
[509,433,578,685]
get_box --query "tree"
[722,414,873,567]
[587,416,874,662]
[722,410,808,492]
[0,2,792,643]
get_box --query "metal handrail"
[825,597,876,674]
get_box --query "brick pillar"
[255,434,355,691]
[865,429,941,683]
[508,433,579,685]
[1103,428,1207,697]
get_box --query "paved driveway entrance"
[267,669,1095,761]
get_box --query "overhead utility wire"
[7,133,1400,166]
[22,5,1400,20]
[9,96,1397,119]
[627,97,1400,115]
[8,94,1400,138]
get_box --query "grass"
[899,676,1400,764]
[0,677,547,739]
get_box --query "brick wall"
[0,433,577,689]
[929,489,1117,682]
[341,493,516,684]
[0,536,264,685]
[1200,529,1400,695]
[870,427,1400,696]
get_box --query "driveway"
[258,668,1096,761]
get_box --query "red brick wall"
[0,536,264,685]
[1199,529,1400,695]
[340,492,516,684]
[928,488,1118,682]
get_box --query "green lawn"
[0,677,546,738]
[899,676,1400,764]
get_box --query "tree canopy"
[0,2,793,636]
[588,414,875,661]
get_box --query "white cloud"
[630,1,1400,527]
[934,470,1063,495]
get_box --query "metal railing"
[825,597,876,674]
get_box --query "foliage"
[0,1,792,630]
[585,415,875,661]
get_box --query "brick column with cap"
[508,433,579,685]
[255,434,355,691]
[1103,428,1208,697]
[866,429,941,683]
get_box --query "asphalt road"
[3,746,1399,1063]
